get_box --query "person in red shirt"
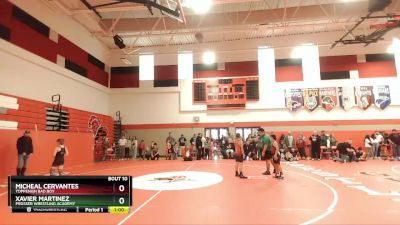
[138,140,145,160]
[296,133,307,160]
[166,140,172,160]
[234,133,247,179]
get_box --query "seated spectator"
[355,147,366,161]
[226,143,235,159]
[334,140,359,163]
[145,147,151,160]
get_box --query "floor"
[0,159,399,225]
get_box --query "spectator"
[389,129,400,161]
[125,137,132,160]
[296,133,307,160]
[364,135,372,159]
[166,132,175,145]
[320,130,329,156]
[166,140,172,160]
[381,133,392,160]
[190,133,196,154]
[102,138,110,161]
[375,131,384,157]
[151,142,160,160]
[204,137,212,160]
[178,134,187,157]
[201,134,207,159]
[329,134,337,151]
[16,130,33,176]
[309,131,321,160]
[118,135,127,160]
[355,147,366,161]
[144,146,151,160]
[132,136,138,159]
[138,140,145,160]
[334,140,358,163]
[370,134,379,159]
[196,133,203,160]
[284,131,298,159]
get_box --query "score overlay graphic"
[8,176,132,213]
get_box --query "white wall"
[0,40,110,115]
[10,0,111,65]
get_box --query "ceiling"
[40,0,400,52]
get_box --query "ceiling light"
[202,51,216,64]
[184,0,213,14]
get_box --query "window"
[205,128,229,140]
[178,52,193,79]
[235,127,258,140]
[139,54,154,80]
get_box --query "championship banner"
[319,87,337,111]
[303,88,319,111]
[374,85,391,110]
[355,86,374,110]
[285,89,303,111]
[338,87,355,111]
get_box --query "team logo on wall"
[338,87,355,111]
[319,87,337,111]
[303,88,319,111]
[374,85,391,110]
[285,89,304,111]
[355,86,374,110]
[88,115,108,159]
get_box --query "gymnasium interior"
[1,0,400,224]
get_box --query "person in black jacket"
[16,130,33,176]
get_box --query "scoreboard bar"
[8,176,132,213]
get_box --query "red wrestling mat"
[0,159,399,225]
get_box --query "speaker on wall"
[193,116,200,122]
[113,35,126,49]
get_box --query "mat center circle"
[131,171,223,191]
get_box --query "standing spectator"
[284,131,298,159]
[125,137,132,160]
[102,138,110,161]
[381,133,392,160]
[16,130,33,176]
[284,131,295,152]
[329,134,338,152]
[309,131,321,160]
[178,134,187,157]
[50,138,69,176]
[201,134,207,159]
[118,135,127,160]
[365,135,372,159]
[151,142,160,160]
[204,137,212,160]
[166,132,175,145]
[166,140,172,160]
[376,131,384,157]
[389,129,400,160]
[320,130,329,156]
[138,140,145,160]
[370,134,379,159]
[296,133,307,160]
[190,133,196,154]
[196,133,203,160]
[132,136,138,159]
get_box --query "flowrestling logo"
[131,171,223,191]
